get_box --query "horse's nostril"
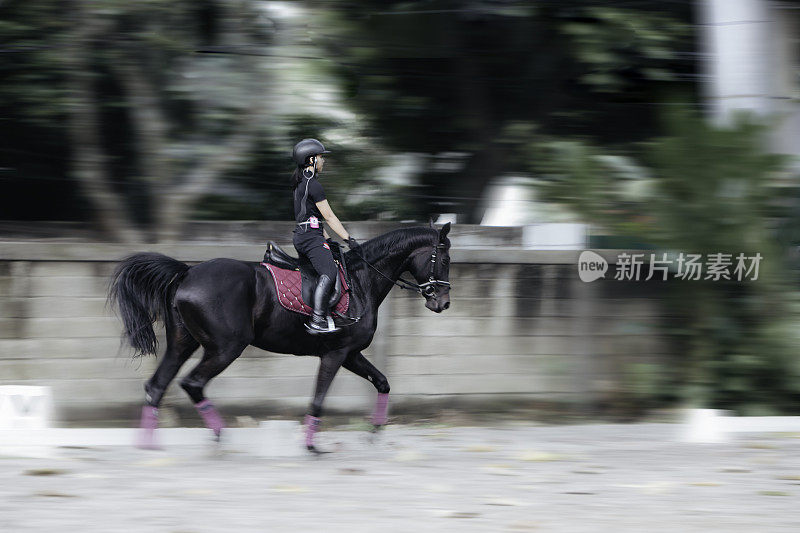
[442,301,450,310]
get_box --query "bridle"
[349,242,451,297]
[416,243,451,297]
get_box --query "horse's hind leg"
[137,320,199,449]
[179,341,249,439]
[342,352,391,429]
[144,329,199,407]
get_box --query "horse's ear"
[429,217,435,229]
[439,221,451,241]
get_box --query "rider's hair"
[290,167,302,189]
[290,156,315,189]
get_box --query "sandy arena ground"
[1,423,799,532]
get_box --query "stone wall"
[0,237,671,424]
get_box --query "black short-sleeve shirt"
[294,176,326,223]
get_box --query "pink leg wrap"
[137,406,159,449]
[305,415,321,448]
[195,399,225,436]
[372,393,389,426]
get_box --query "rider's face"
[314,155,325,172]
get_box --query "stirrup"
[332,311,360,326]
[305,315,340,334]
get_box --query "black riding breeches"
[293,230,338,280]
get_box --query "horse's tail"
[108,252,190,357]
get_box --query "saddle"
[262,241,348,315]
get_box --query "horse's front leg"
[306,348,348,453]
[342,351,390,430]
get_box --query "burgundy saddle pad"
[261,262,349,316]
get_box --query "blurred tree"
[519,108,800,413]
[191,114,412,223]
[0,0,697,231]
[0,1,84,226]
[311,0,694,222]
[1,0,421,234]
[1,0,274,242]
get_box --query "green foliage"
[200,114,418,222]
[314,1,695,220]
[1,0,696,224]
[518,109,785,252]
[563,7,690,92]
[646,109,784,256]
[192,194,267,220]
[0,0,71,122]
[617,361,675,414]
[521,107,800,413]
[1,0,419,225]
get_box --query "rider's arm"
[323,228,330,239]
[316,200,349,241]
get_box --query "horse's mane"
[347,227,437,265]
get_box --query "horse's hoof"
[367,425,385,444]
[307,445,331,455]
[136,431,162,450]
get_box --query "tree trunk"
[154,76,269,242]
[454,22,502,224]
[65,4,142,243]
[155,121,262,242]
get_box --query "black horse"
[109,223,452,451]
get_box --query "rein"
[348,242,451,297]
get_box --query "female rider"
[291,138,359,334]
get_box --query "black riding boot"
[306,274,340,334]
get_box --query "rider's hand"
[347,237,360,251]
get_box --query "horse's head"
[409,222,452,313]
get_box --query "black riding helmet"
[292,138,331,167]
